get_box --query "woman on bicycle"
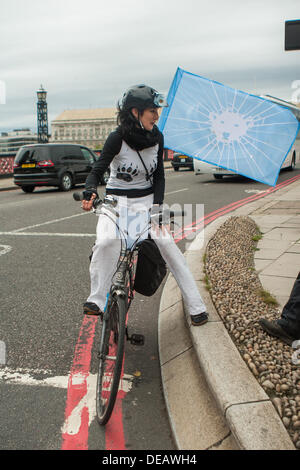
[81,84,208,326]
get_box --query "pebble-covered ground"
[204,215,300,449]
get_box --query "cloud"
[0,0,299,133]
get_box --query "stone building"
[0,129,38,175]
[51,108,117,149]
[0,128,38,155]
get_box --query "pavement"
[158,176,300,450]
[2,171,299,450]
[0,176,16,191]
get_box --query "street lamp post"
[37,85,49,143]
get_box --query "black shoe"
[259,318,295,346]
[191,312,209,326]
[83,302,102,316]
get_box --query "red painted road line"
[104,389,126,450]
[62,173,300,450]
[103,324,127,450]
[61,315,99,450]
[176,173,300,238]
[174,174,300,242]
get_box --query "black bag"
[133,239,167,296]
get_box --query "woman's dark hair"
[116,101,142,135]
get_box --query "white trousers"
[87,194,206,316]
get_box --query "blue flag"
[159,67,300,186]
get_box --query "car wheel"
[174,167,179,172]
[21,185,35,193]
[59,172,73,191]
[101,169,110,185]
[214,174,223,180]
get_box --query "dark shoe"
[259,318,295,346]
[83,302,102,316]
[191,312,208,326]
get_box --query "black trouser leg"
[277,272,300,339]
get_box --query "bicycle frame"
[74,192,183,425]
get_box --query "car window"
[31,147,51,161]
[63,146,84,160]
[80,148,95,164]
[50,146,65,162]
[15,146,50,163]
[15,148,33,164]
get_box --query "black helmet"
[120,84,168,111]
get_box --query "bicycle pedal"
[129,334,145,346]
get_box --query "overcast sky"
[0,0,299,134]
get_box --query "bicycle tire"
[96,295,127,425]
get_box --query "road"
[0,166,299,450]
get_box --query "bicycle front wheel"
[96,295,127,425]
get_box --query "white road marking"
[165,188,188,196]
[0,367,134,436]
[244,189,265,194]
[0,232,95,237]
[62,373,133,435]
[0,244,12,256]
[0,367,68,388]
[0,341,6,365]
[12,212,89,233]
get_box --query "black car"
[171,152,194,171]
[13,143,109,193]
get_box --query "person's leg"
[85,194,151,314]
[277,272,300,338]
[259,272,300,345]
[85,212,121,313]
[152,226,208,325]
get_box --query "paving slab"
[262,227,300,242]
[256,238,293,252]
[261,252,300,278]
[251,214,293,226]
[273,192,300,202]
[254,247,291,260]
[258,274,296,302]
[287,242,300,253]
[255,258,274,272]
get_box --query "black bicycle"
[73,192,181,425]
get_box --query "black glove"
[83,189,98,201]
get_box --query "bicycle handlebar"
[73,191,106,209]
[73,192,186,218]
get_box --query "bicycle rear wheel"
[96,295,127,425]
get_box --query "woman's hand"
[81,193,96,211]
